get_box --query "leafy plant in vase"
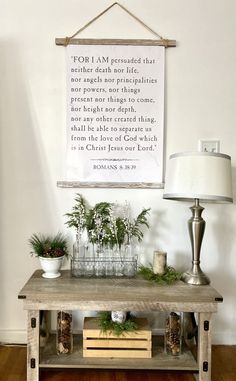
[29,233,69,278]
[65,194,150,252]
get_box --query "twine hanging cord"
[63,2,170,46]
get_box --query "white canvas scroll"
[66,42,165,187]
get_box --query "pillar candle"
[153,251,167,274]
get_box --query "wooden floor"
[0,345,235,381]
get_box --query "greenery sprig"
[138,265,182,285]
[64,194,87,233]
[65,193,150,249]
[29,233,69,258]
[98,311,138,336]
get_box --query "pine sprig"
[29,233,68,258]
[98,312,138,337]
[129,208,150,242]
[86,202,113,245]
[115,217,126,249]
[65,193,88,231]
[135,208,150,229]
[138,265,182,285]
[65,194,150,248]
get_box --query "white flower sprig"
[65,194,150,249]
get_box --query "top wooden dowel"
[55,38,177,47]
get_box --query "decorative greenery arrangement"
[138,265,182,285]
[64,194,87,233]
[65,193,150,249]
[98,311,138,336]
[29,233,69,258]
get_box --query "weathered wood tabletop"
[18,270,223,312]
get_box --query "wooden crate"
[83,317,152,358]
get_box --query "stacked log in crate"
[83,317,152,358]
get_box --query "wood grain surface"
[1,345,235,381]
[18,270,223,312]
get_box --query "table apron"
[23,300,218,313]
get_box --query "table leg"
[198,312,212,381]
[27,310,40,381]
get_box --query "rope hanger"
[55,2,176,48]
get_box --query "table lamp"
[163,152,233,285]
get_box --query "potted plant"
[29,232,69,278]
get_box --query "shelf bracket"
[204,320,209,331]
[203,361,208,372]
[31,318,36,328]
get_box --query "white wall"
[0,0,236,344]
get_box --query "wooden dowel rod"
[55,37,176,47]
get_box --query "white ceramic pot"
[39,256,64,278]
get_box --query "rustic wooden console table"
[18,270,223,381]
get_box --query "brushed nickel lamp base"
[181,265,210,285]
[181,199,210,286]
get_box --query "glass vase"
[56,310,73,355]
[123,242,135,277]
[165,312,182,356]
[72,232,86,276]
[73,232,86,260]
[104,246,114,277]
[113,246,124,277]
[94,246,105,277]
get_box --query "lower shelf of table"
[40,334,198,371]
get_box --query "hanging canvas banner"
[65,41,165,187]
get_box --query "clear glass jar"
[104,247,114,277]
[123,242,137,277]
[94,247,105,277]
[113,247,124,277]
[73,233,86,260]
[72,233,86,276]
[56,310,73,355]
[165,312,182,356]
